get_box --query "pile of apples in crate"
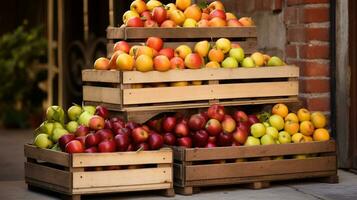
[33,105,165,153]
[124,0,253,28]
[146,103,331,149]
[94,37,286,72]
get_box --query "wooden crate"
[106,27,258,57]
[82,66,299,123]
[24,144,174,200]
[173,140,338,195]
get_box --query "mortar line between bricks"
[284,184,327,200]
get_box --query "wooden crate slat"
[72,183,172,195]
[25,162,71,190]
[71,149,172,167]
[107,27,257,39]
[26,178,72,195]
[122,66,299,84]
[185,156,336,181]
[176,140,336,161]
[72,167,172,188]
[24,144,70,167]
[82,69,121,83]
[173,163,185,181]
[83,86,121,105]
[123,81,299,105]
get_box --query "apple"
[162,116,177,132]
[205,142,217,148]
[217,132,233,146]
[209,9,226,20]
[184,4,202,21]
[208,48,224,63]
[250,123,266,138]
[197,19,209,27]
[229,48,245,63]
[215,38,231,54]
[114,128,131,138]
[89,115,105,130]
[112,120,125,130]
[267,56,284,66]
[113,41,131,54]
[126,121,140,130]
[227,19,242,27]
[104,120,113,130]
[146,0,162,11]
[84,146,98,153]
[144,19,159,27]
[95,106,108,119]
[193,130,209,147]
[36,121,55,136]
[130,0,147,14]
[169,9,185,26]
[83,105,96,115]
[46,105,65,124]
[208,136,217,143]
[85,133,101,148]
[233,110,248,123]
[232,127,248,144]
[194,41,210,58]
[127,144,135,151]
[183,18,197,27]
[188,114,207,131]
[292,133,305,143]
[207,104,225,122]
[269,114,285,131]
[170,57,185,69]
[161,20,177,27]
[66,121,79,133]
[65,140,84,153]
[175,45,192,59]
[205,119,222,136]
[226,12,237,20]
[126,17,144,27]
[52,128,70,143]
[251,52,265,67]
[136,143,150,151]
[248,115,259,126]
[159,48,175,59]
[148,133,164,150]
[34,133,53,149]
[132,127,149,143]
[58,134,76,151]
[241,57,256,68]
[221,116,236,133]
[208,17,227,27]
[163,132,176,146]
[96,129,114,141]
[75,125,89,137]
[114,133,130,151]
[222,57,238,68]
[116,53,135,71]
[278,131,292,144]
[176,0,191,11]
[239,17,254,26]
[135,54,153,72]
[67,105,83,121]
[146,37,163,52]
[75,136,86,147]
[78,111,93,127]
[122,10,140,24]
[175,122,190,137]
[208,1,225,11]
[261,134,276,145]
[147,119,162,133]
[205,61,220,68]
[98,140,116,152]
[266,126,279,139]
[177,137,192,148]
[244,136,261,146]
[154,55,171,72]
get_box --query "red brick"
[300,79,330,93]
[299,7,329,23]
[299,44,329,59]
[303,97,330,111]
[286,45,298,58]
[284,7,298,24]
[301,61,330,76]
[287,0,329,6]
[287,27,329,42]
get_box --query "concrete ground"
[1,129,357,200]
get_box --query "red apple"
[59,134,75,151]
[147,119,162,133]
[208,136,217,143]
[142,125,151,133]
[75,136,86,147]
[95,106,108,119]
[205,142,217,148]
[65,140,84,153]
[136,143,150,151]
[161,20,177,27]
[126,17,144,27]
[248,114,259,126]
[162,116,177,132]
[209,9,226,20]
[146,37,163,52]
[114,127,131,138]
[163,132,176,146]
[125,121,139,130]
[89,115,105,130]
[85,133,101,148]
[227,19,243,27]
[113,41,130,53]
[141,11,152,20]
[84,146,98,153]
[232,127,248,145]
[221,116,236,134]
[75,125,89,137]
[159,48,175,59]
[170,57,185,69]
[148,133,164,150]
[110,117,124,123]
[144,19,159,27]
[207,104,225,122]
[127,144,135,151]
[234,110,249,123]
[112,120,125,130]
[177,137,192,148]
[96,129,114,141]
[175,122,190,137]
[184,53,204,69]
[205,119,222,136]
[98,140,116,152]
[217,132,233,146]
[188,114,207,131]
[114,133,130,152]
[200,111,209,121]
[238,121,250,133]
[132,127,149,143]
[104,119,113,129]
[193,130,209,147]
[152,7,167,25]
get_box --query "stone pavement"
[1,129,357,200]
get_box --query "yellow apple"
[176,0,191,11]
[251,52,265,67]
[175,45,192,59]
[169,9,186,26]
[135,54,153,72]
[122,10,140,24]
[194,40,211,57]
[215,38,231,54]
[183,18,197,27]
[146,0,162,11]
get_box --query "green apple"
[67,105,83,121]
[278,131,292,144]
[266,126,279,139]
[83,105,96,115]
[46,105,65,124]
[78,111,93,126]
[250,123,266,138]
[51,143,61,151]
[229,48,245,62]
[241,57,255,68]
[267,56,284,66]
[276,139,281,144]
[244,136,261,146]
[263,122,270,128]
[269,114,285,131]
[53,122,64,129]
[52,128,69,143]
[34,133,53,149]
[66,121,79,133]
[35,121,54,136]
[260,134,276,145]
[222,57,238,68]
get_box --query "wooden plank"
[107,27,258,39]
[24,144,70,167]
[82,69,121,83]
[185,156,336,181]
[122,66,299,84]
[180,140,336,161]
[25,162,71,189]
[83,86,121,105]
[123,81,299,105]
[26,178,71,195]
[72,183,171,194]
[72,167,172,188]
[173,163,185,181]
[71,149,172,167]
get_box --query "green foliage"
[0,23,47,128]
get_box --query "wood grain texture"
[24,144,69,167]
[82,69,121,83]
[83,86,121,105]
[72,183,172,194]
